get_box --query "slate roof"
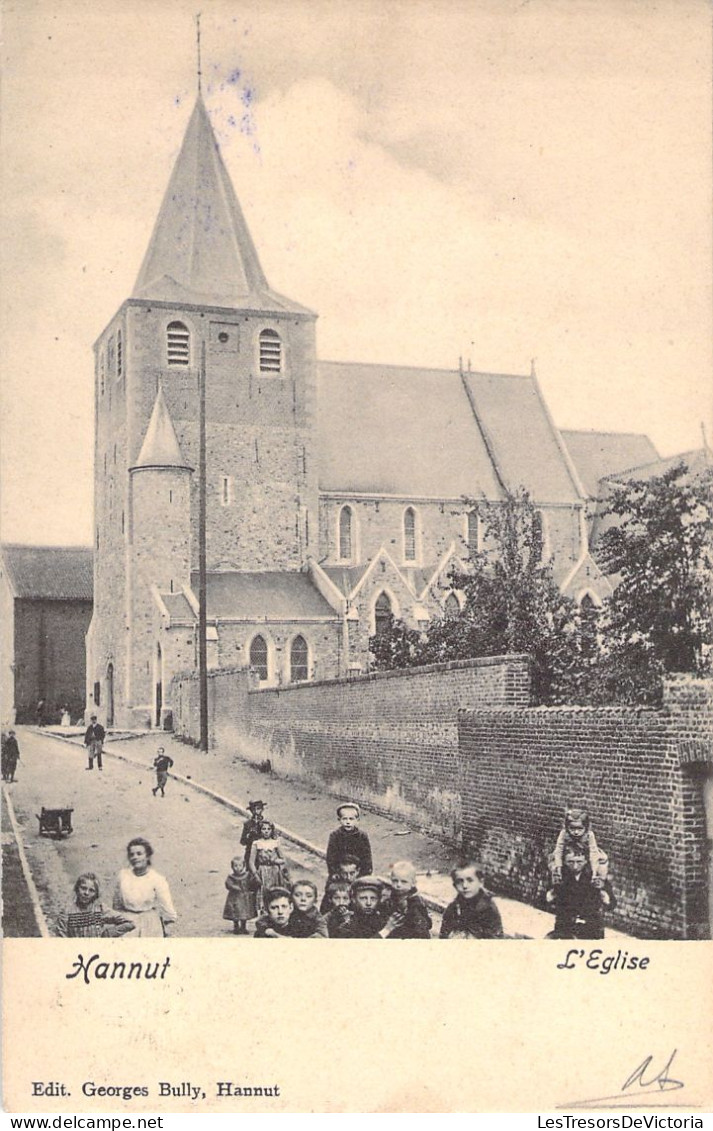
[316,361,582,503]
[133,97,311,315]
[160,593,196,622]
[132,384,192,470]
[1,545,93,601]
[463,372,584,503]
[561,430,660,499]
[189,571,337,620]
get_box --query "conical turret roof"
[131,384,193,471]
[132,97,311,314]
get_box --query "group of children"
[53,787,615,940]
[222,799,508,940]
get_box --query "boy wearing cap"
[241,800,267,863]
[440,862,503,939]
[326,804,373,878]
[344,877,405,938]
[253,887,293,938]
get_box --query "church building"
[86,95,611,729]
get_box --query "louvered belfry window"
[167,321,190,366]
[259,328,282,373]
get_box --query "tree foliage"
[368,462,713,705]
[591,460,713,702]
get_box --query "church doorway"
[106,663,114,728]
[155,643,163,728]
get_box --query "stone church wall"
[458,676,713,939]
[171,653,531,840]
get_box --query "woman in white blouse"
[113,837,177,937]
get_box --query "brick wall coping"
[458,704,662,718]
[247,653,531,696]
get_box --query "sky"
[1,0,711,545]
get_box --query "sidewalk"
[39,726,630,939]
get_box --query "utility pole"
[198,338,209,751]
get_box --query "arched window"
[444,592,460,618]
[290,636,309,683]
[339,506,353,560]
[259,328,282,373]
[467,511,481,554]
[374,592,392,636]
[403,507,417,562]
[249,635,269,682]
[167,321,190,366]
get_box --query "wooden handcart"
[36,806,74,838]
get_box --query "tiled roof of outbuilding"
[1,545,93,601]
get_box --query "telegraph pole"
[198,338,209,751]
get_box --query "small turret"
[129,385,193,593]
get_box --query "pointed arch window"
[403,506,417,562]
[167,321,190,366]
[339,505,353,561]
[444,592,460,619]
[259,328,282,373]
[374,592,393,636]
[249,635,269,682]
[290,635,309,683]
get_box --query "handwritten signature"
[560,1050,689,1110]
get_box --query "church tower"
[87,94,320,725]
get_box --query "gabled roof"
[132,97,311,315]
[189,571,337,620]
[316,361,582,503]
[316,362,503,499]
[131,384,192,471]
[1,545,93,601]
[561,430,660,499]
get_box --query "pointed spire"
[132,98,311,313]
[131,384,193,471]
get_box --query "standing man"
[2,730,20,782]
[152,747,174,797]
[84,714,105,771]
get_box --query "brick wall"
[172,653,531,840]
[458,676,713,939]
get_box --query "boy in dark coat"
[440,862,503,939]
[323,881,355,938]
[326,803,373,878]
[381,860,432,939]
[319,855,360,913]
[343,877,405,938]
[253,887,293,938]
[546,846,616,940]
[287,880,328,937]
